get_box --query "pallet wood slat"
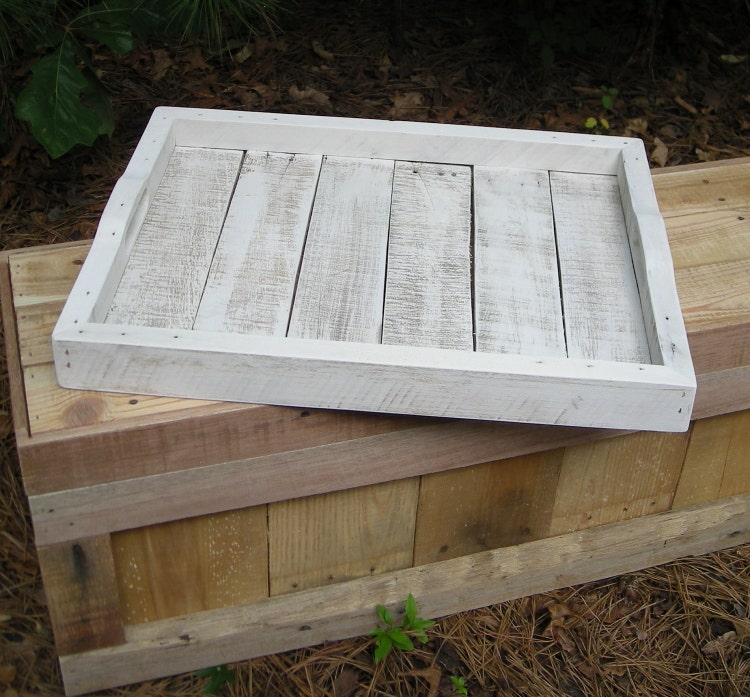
[36,535,125,655]
[50,108,695,431]
[58,492,750,695]
[383,161,473,350]
[194,151,322,336]
[288,156,394,342]
[106,146,243,329]
[473,167,565,357]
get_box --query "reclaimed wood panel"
[36,535,125,655]
[111,507,269,624]
[106,146,243,328]
[287,156,393,342]
[268,479,419,595]
[382,161,473,350]
[548,431,690,535]
[413,449,564,564]
[673,408,750,507]
[550,172,651,363]
[194,151,322,336]
[473,167,565,357]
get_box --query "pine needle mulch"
[2,1,750,695]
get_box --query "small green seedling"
[450,674,469,696]
[600,85,619,111]
[195,665,235,695]
[369,593,435,664]
[585,116,609,135]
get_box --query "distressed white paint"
[550,171,651,364]
[52,109,695,431]
[383,161,473,351]
[473,167,565,357]
[287,156,394,343]
[194,151,322,336]
[106,147,242,329]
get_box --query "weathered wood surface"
[473,167,565,357]
[194,151,322,336]
[50,111,695,430]
[288,156,394,342]
[59,491,750,695]
[106,147,242,329]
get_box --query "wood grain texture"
[413,449,564,564]
[268,478,419,595]
[673,408,750,507]
[36,535,125,655]
[7,243,86,308]
[106,146,243,328]
[382,161,473,350]
[194,151,322,335]
[550,172,651,363]
[59,491,750,695]
[473,167,565,357]
[111,507,268,624]
[287,155,393,342]
[548,430,690,535]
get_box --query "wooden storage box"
[51,108,695,431]
[3,158,750,696]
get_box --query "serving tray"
[52,107,695,430]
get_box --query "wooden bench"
[1,156,749,695]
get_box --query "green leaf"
[15,36,114,158]
[404,594,418,627]
[195,665,235,695]
[388,629,414,652]
[373,634,393,664]
[376,604,393,627]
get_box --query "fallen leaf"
[404,666,442,697]
[624,117,648,137]
[650,137,669,167]
[389,91,424,118]
[702,630,736,654]
[674,95,698,115]
[720,54,747,64]
[289,85,332,111]
[233,44,253,63]
[151,49,173,81]
[312,40,334,62]
[659,124,679,139]
[695,147,715,162]
[331,668,359,697]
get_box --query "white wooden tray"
[52,107,695,431]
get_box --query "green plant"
[368,594,435,664]
[195,664,235,695]
[450,675,469,696]
[600,85,619,111]
[164,0,283,51]
[13,1,165,158]
[585,115,609,135]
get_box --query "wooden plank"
[23,362,217,435]
[382,161,473,350]
[194,151,322,335]
[106,146,243,329]
[473,167,565,357]
[28,420,621,546]
[36,535,125,655]
[268,479,419,596]
[548,430,690,535]
[550,172,651,363]
[111,506,269,624]
[7,243,87,307]
[673,409,750,507]
[15,301,66,368]
[413,449,564,564]
[19,399,423,495]
[653,160,750,217]
[287,155,393,342]
[59,491,750,695]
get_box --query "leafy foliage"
[368,594,435,664]
[450,675,469,696]
[194,664,235,695]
